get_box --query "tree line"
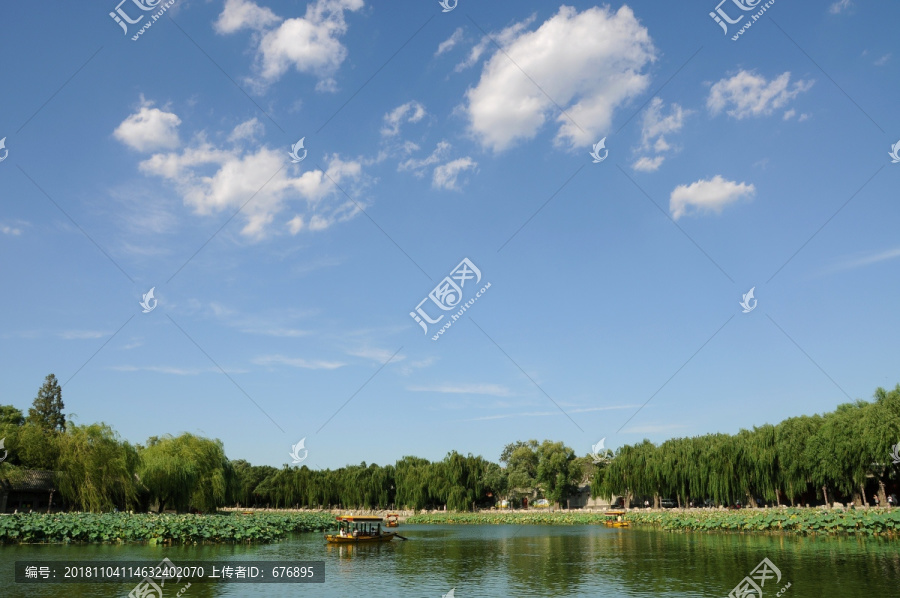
[1,374,898,512]
[592,385,900,508]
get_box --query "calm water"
[1,524,898,597]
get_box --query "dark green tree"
[0,405,25,427]
[28,374,66,432]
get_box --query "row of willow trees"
[592,385,900,508]
[237,440,585,510]
[3,374,899,512]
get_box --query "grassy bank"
[407,508,900,535]
[0,511,335,545]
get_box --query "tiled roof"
[0,469,57,492]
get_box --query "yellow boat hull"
[325,533,397,544]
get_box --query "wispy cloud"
[253,354,346,369]
[822,247,900,274]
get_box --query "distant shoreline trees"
[1,376,898,512]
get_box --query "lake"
[2,524,898,596]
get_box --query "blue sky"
[1,0,898,469]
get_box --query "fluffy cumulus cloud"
[113,99,181,152]
[115,106,367,239]
[214,0,363,91]
[707,71,814,119]
[632,98,690,172]
[464,6,656,151]
[381,101,426,137]
[669,175,755,221]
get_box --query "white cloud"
[408,383,511,397]
[228,117,264,142]
[252,355,346,369]
[798,113,810,122]
[381,101,426,137]
[398,141,450,175]
[138,118,367,239]
[874,53,891,66]
[1,224,23,235]
[436,27,463,57]
[464,6,655,151]
[214,0,280,33]
[828,0,852,14]
[455,16,536,73]
[216,0,364,90]
[433,157,477,190]
[707,71,814,119]
[114,100,181,152]
[632,156,664,172]
[783,109,796,120]
[397,141,476,189]
[669,175,755,221]
[632,98,690,172]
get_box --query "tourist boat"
[325,516,400,543]
[385,513,400,528]
[603,509,629,527]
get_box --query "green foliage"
[27,374,65,432]
[535,440,581,507]
[593,385,900,508]
[0,405,25,427]
[56,423,140,512]
[138,433,232,513]
[0,512,335,544]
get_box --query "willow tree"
[864,385,900,503]
[56,423,139,512]
[775,415,820,505]
[395,456,434,510]
[138,433,232,512]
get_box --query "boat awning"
[336,516,383,522]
